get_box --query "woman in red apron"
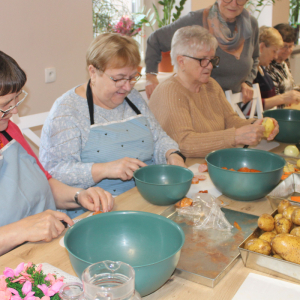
[0,51,114,255]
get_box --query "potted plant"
[152,0,187,72]
[290,0,300,44]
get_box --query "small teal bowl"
[263,109,300,143]
[133,165,193,205]
[206,148,285,201]
[64,211,185,296]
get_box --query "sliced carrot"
[238,167,251,172]
[198,190,208,193]
[281,174,290,180]
[229,168,236,171]
[175,197,193,208]
[234,221,242,230]
[250,169,261,173]
[222,167,228,170]
[291,196,300,203]
[283,172,293,175]
[192,177,199,184]
[93,211,103,215]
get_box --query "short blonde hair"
[86,33,140,71]
[171,25,218,71]
[259,26,283,48]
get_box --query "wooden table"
[0,143,293,299]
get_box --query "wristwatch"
[169,150,186,162]
[74,189,84,206]
[244,81,253,87]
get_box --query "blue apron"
[66,82,154,218]
[0,131,56,227]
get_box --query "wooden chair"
[225,83,263,119]
[11,112,49,147]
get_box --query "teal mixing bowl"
[133,165,193,205]
[206,148,285,201]
[64,211,185,296]
[263,109,300,143]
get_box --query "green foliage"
[152,0,187,28]
[93,0,130,36]
[245,0,276,20]
[290,0,300,26]
[133,7,157,32]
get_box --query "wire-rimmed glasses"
[183,55,220,68]
[0,90,28,119]
[104,72,142,88]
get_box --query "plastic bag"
[176,192,233,231]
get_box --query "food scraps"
[198,163,208,173]
[234,221,242,230]
[175,197,193,208]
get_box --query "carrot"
[192,177,199,184]
[198,190,208,193]
[283,172,293,175]
[291,196,300,203]
[281,174,290,180]
[93,211,103,215]
[234,221,242,230]
[175,197,193,208]
[222,167,228,170]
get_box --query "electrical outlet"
[45,68,56,83]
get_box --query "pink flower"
[0,289,12,300]
[4,262,25,278]
[36,264,42,272]
[0,276,7,291]
[37,280,64,297]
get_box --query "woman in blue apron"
[40,33,186,218]
[0,51,114,255]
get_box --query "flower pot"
[158,51,174,73]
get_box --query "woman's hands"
[78,188,114,213]
[241,82,254,104]
[21,210,73,243]
[235,118,279,146]
[145,74,159,99]
[282,90,300,106]
[92,157,147,183]
[166,149,187,168]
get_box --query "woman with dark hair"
[0,51,114,255]
[266,23,300,94]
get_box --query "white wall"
[0,0,93,117]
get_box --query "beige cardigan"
[149,76,254,157]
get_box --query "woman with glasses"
[148,26,279,158]
[266,24,300,96]
[40,33,185,218]
[0,51,114,255]
[145,0,259,103]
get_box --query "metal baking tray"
[238,206,300,283]
[160,206,258,288]
[267,172,300,209]
[238,174,300,283]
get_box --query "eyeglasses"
[183,55,220,68]
[104,72,142,88]
[223,0,248,6]
[0,90,28,119]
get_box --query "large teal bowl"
[206,148,285,201]
[133,165,193,205]
[64,211,185,296]
[263,109,300,143]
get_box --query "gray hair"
[170,25,218,71]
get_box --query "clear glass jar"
[59,261,141,300]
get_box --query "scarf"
[202,1,252,60]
